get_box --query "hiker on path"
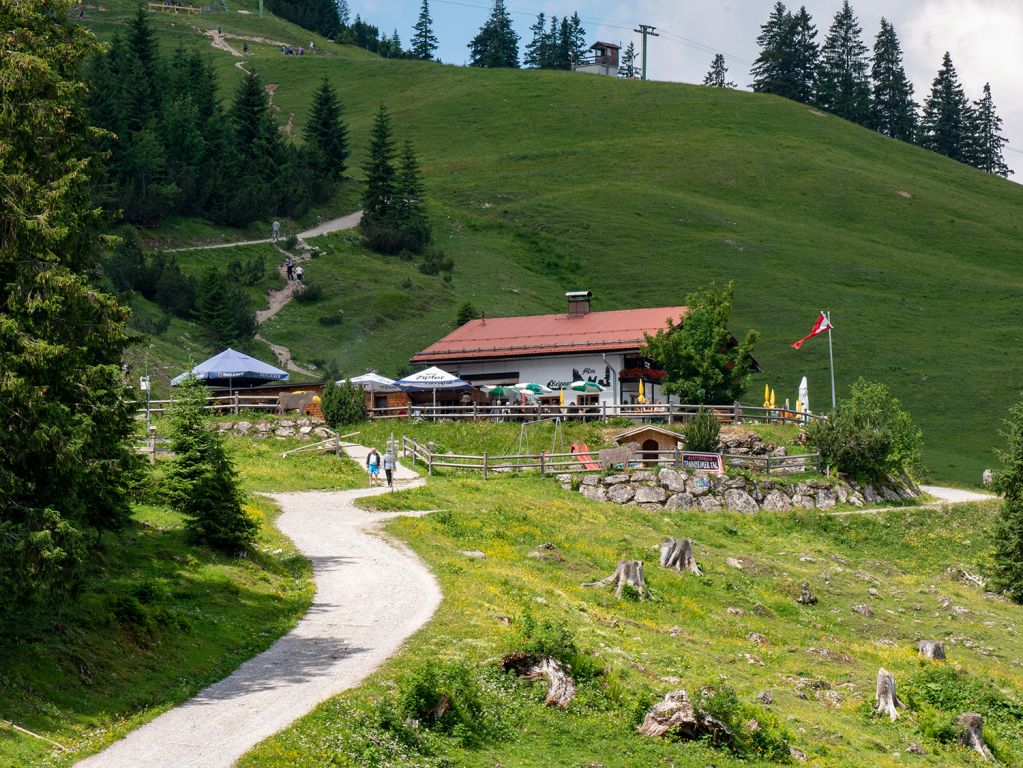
[366,448,381,485]
[285,256,293,281]
[272,220,281,242]
[243,42,248,54]
[295,265,304,283]
[382,449,396,489]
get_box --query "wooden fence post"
[733,401,741,424]
[540,451,546,477]
[411,438,417,466]
[428,448,433,476]
[766,456,772,475]
[483,452,488,481]
[148,427,157,463]
[668,406,674,426]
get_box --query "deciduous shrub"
[695,685,790,760]
[683,407,721,452]
[993,397,1023,601]
[514,611,603,681]
[388,660,493,746]
[806,378,922,482]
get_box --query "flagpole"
[826,311,836,409]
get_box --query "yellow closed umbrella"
[638,379,646,404]
[763,383,770,408]
[559,387,565,407]
[770,388,776,409]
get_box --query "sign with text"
[681,452,724,474]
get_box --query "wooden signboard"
[681,452,724,474]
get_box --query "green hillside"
[80,2,1023,484]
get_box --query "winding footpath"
[162,211,363,253]
[77,454,438,768]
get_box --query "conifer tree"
[523,12,548,68]
[362,105,397,224]
[396,139,431,251]
[162,377,256,553]
[969,83,1011,177]
[919,52,973,164]
[869,18,916,141]
[703,53,736,87]
[993,397,1023,601]
[619,41,640,79]
[335,0,350,28]
[568,12,587,66]
[1,0,138,617]
[790,6,819,104]
[411,0,439,60]
[126,4,163,120]
[750,2,798,99]
[815,0,870,124]
[468,0,519,68]
[229,70,284,174]
[556,17,572,70]
[303,76,349,181]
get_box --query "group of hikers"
[365,447,397,488]
[283,256,303,283]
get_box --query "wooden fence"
[147,2,205,14]
[400,435,819,479]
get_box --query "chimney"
[566,290,592,316]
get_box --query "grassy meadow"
[76,1,1023,485]
[239,475,1019,767]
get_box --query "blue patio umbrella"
[171,348,289,391]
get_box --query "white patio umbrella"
[798,376,810,415]
[340,372,399,393]
[394,366,471,408]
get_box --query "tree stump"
[796,582,818,605]
[659,538,701,575]
[582,560,648,600]
[874,667,905,722]
[917,640,946,660]
[636,689,732,744]
[502,652,576,708]
[958,712,993,760]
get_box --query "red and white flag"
[790,312,832,349]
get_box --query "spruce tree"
[361,105,397,224]
[396,139,431,252]
[790,6,819,104]
[468,0,519,68]
[1,0,138,617]
[568,12,587,66]
[619,41,640,79]
[703,53,736,87]
[969,83,1011,177]
[869,18,916,141]
[411,0,439,60]
[815,0,870,124]
[750,2,798,99]
[523,12,547,69]
[993,398,1023,601]
[229,70,284,176]
[126,4,163,120]
[303,76,349,181]
[919,52,973,164]
[162,378,256,553]
[335,0,350,28]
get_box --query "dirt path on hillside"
[77,462,438,768]
[255,246,316,374]
[162,212,363,254]
[831,485,997,516]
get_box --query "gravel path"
[77,465,438,768]
[162,211,362,253]
[831,484,997,516]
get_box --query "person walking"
[271,220,281,242]
[366,448,381,485]
[382,448,396,489]
[285,256,293,281]
[295,265,304,283]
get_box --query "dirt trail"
[76,469,440,768]
[831,485,997,516]
[204,29,242,57]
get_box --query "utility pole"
[633,24,659,80]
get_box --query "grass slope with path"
[79,2,1023,485]
[0,437,364,767]
[241,475,1019,768]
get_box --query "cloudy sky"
[355,0,1022,175]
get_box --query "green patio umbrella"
[569,380,605,393]
[482,385,518,398]
[515,382,553,395]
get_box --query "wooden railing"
[400,435,820,479]
[373,402,816,426]
[147,2,205,14]
[135,394,283,417]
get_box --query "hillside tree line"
[748,0,1011,176]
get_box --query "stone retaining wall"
[558,468,919,513]
[216,417,331,440]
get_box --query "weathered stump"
[874,667,904,722]
[796,582,818,605]
[582,559,648,600]
[917,640,946,660]
[659,538,701,575]
[636,689,732,744]
[959,712,993,760]
[502,652,577,708]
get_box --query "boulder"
[608,484,636,504]
[659,468,687,492]
[791,494,816,509]
[982,469,993,486]
[580,484,609,502]
[313,427,332,438]
[255,421,271,432]
[634,485,667,505]
[723,476,747,490]
[762,490,792,512]
[274,427,296,437]
[235,421,252,434]
[602,473,630,486]
[629,470,656,484]
[687,472,713,496]
[218,421,232,431]
[816,488,837,510]
[581,475,601,486]
[299,425,313,435]
[665,493,698,511]
[555,474,572,485]
[862,484,882,504]
[699,496,723,512]
[279,419,296,428]
[724,489,758,514]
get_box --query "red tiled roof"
[411,306,688,364]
